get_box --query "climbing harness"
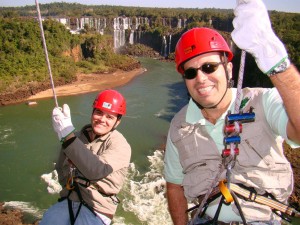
[189,50,250,225]
[188,181,300,222]
[63,163,98,225]
[208,106,255,225]
[35,0,58,107]
[64,160,118,224]
[66,163,76,191]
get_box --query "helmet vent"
[210,40,223,49]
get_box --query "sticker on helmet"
[102,102,112,109]
[184,45,196,54]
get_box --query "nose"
[195,70,208,82]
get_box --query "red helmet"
[175,27,233,74]
[93,89,126,115]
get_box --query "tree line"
[0,16,138,93]
[0,3,299,93]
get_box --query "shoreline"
[26,67,146,102]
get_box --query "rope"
[226,50,246,187]
[190,51,248,224]
[35,0,58,107]
[234,50,246,114]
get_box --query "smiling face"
[183,52,233,109]
[91,109,120,136]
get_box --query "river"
[1,58,298,225]
[0,58,188,224]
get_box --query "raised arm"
[270,65,300,143]
[231,0,300,144]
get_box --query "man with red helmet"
[40,89,131,225]
[164,0,300,224]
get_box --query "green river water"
[0,58,298,225]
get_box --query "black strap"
[211,195,225,224]
[67,197,82,225]
[66,182,97,225]
[74,182,96,216]
[231,191,247,225]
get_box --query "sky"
[0,0,299,13]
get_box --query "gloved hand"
[231,0,288,74]
[52,104,75,142]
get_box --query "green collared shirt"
[164,88,297,184]
[164,87,297,221]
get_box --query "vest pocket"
[182,160,221,199]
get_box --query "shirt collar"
[186,88,237,125]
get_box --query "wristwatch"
[268,58,290,76]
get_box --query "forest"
[0,2,299,94]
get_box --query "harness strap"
[190,182,300,218]
[74,182,97,216]
[74,176,120,205]
[67,197,82,225]
[229,183,299,217]
[65,182,97,225]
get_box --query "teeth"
[198,86,213,94]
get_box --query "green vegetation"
[0,16,137,93]
[0,17,74,92]
[0,3,298,93]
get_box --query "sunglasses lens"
[201,63,219,74]
[184,62,222,80]
[184,68,198,79]
[183,62,223,79]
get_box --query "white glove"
[231,0,288,74]
[52,104,75,141]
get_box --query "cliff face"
[61,45,82,62]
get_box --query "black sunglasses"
[183,62,224,80]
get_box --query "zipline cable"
[35,0,58,107]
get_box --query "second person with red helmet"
[40,89,131,225]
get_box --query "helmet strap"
[110,116,122,132]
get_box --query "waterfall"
[51,15,190,52]
[113,17,126,50]
[161,35,167,57]
[177,19,182,29]
[168,34,172,55]
[129,30,134,45]
[161,34,172,57]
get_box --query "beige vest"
[169,88,293,221]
